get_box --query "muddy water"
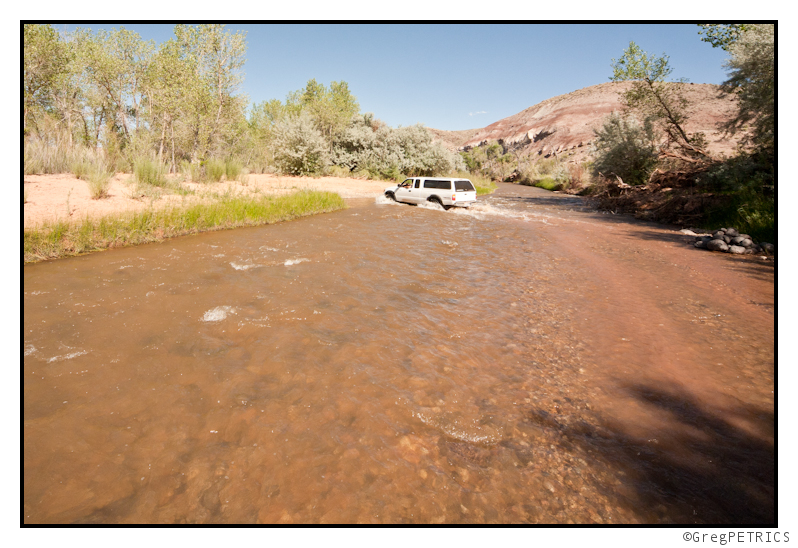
[23,183,775,524]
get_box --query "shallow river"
[23,183,775,524]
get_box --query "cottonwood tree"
[292,79,360,151]
[143,39,197,170]
[82,27,154,141]
[23,24,64,136]
[610,41,711,164]
[720,24,774,157]
[698,24,751,51]
[173,24,248,163]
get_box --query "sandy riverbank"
[23,173,389,229]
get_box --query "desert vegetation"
[24,23,469,261]
[589,25,774,242]
[24,190,346,263]
[24,24,464,184]
[458,24,774,243]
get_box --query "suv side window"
[424,179,452,190]
[414,180,421,188]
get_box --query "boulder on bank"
[706,239,729,252]
[693,227,774,256]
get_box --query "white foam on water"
[202,306,236,322]
[284,258,309,266]
[375,195,400,206]
[47,350,88,363]
[451,202,533,222]
[413,409,503,445]
[24,344,37,356]
[416,200,446,212]
[230,262,262,271]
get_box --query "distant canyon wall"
[429,82,742,164]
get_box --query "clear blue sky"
[63,23,732,132]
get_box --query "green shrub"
[324,165,352,178]
[517,158,569,189]
[703,186,774,243]
[273,112,330,176]
[592,112,659,185]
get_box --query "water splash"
[202,306,236,322]
[230,262,261,271]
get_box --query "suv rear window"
[455,180,475,191]
[423,179,452,190]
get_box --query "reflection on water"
[24,185,774,524]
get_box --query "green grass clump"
[534,178,563,191]
[224,159,243,181]
[24,190,347,263]
[71,159,93,180]
[86,167,114,199]
[205,160,225,183]
[134,158,167,187]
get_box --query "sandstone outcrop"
[430,82,742,163]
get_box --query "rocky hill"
[430,82,742,164]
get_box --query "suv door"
[406,179,423,204]
[396,178,415,203]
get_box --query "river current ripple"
[24,183,775,524]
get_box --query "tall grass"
[134,158,167,187]
[205,160,225,183]
[224,159,243,181]
[24,190,347,263]
[25,138,105,175]
[86,167,114,199]
[179,159,230,183]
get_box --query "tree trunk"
[158,114,167,162]
[170,118,176,174]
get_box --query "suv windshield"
[455,180,475,191]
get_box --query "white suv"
[384,177,477,210]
